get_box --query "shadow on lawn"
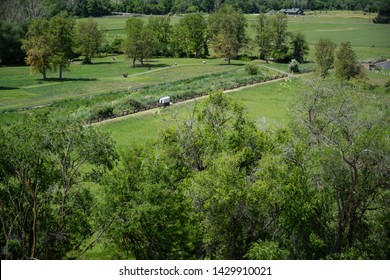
[217,63,246,66]
[37,78,98,82]
[0,86,20,90]
[136,63,171,69]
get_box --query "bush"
[92,102,115,118]
[289,59,300,73]
[245,63,259,75]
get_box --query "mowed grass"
[97,12,390,59]
[99,77,303,151]
[1,11,389,110]
[0,57,244,110]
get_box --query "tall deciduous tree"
[22,18,52,80]
[75,18,103,64]
[176,13,208,58]
[208,4,248,64]
[0,115,117,260]
[334,41,362,80]
[252,13,273,61]
[314,38,336,77]
[0,20,25,65]
[270,13,289,61]
[123,17,155,68]
[289,32,309,63]
[49,13,75,79]
[292,79,390,258]
[147,16,172,57]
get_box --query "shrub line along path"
[94,70,292,126]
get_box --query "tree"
[314,38,336,78]
[0,20,25,65]
[147,16,172,57]
[289,32,309,63]
[270,13,289,61]
[75,18,103,64]
[177,13,208,58]
[208,4,248,64]
[373,0,390,23]
[291,78,390,258]
[123,17,155,68]
[0,114,117,259]
[22,18,52,80]
[334,41,362,80]
[49,13,75,79]
[0,0,47,25]
[252,13,273,61]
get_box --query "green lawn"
[0,57,245,110]
[99,77,303,150]
[1,11,389,111]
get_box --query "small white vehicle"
[158,96,171,107]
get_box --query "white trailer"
[158,96,171,107]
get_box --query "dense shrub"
[245,63,259,75]
[289,59,300,73]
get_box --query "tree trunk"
[59,64,63,80]
[42,67,46,80]
[132,56,136,68]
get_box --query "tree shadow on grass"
[128,62,170,69]
[217,63,246,66]
[38,78,98,82]
[86,61,118,65]
[0,86,20,90]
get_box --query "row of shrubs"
[83,67,287,123]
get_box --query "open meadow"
[1,11,389,112]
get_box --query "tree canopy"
[0,115,117,259]
[208,4,248,64]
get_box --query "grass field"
[0,57,247,110]
[93,11,390,59]
[98,77,303,150]
[1,11,389,111]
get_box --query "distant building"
[279,8,304,15]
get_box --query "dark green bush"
[245,63,259,75]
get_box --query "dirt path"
[94,75,290,126]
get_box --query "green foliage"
[208,4,248,64]
[288,32,309,63]
[314,38,337,78]
[75,18,103,64]
[291,78,390,258]
[289,59,300,73]
[0,114,117,259]
[246,241,290,260]
[100,145,195,259]
[173,13,208,58]
[123,17,155,67]
[245,63,259,75]
[148,16,172,57]
[22,18,52,79]
[0,20,25,65]
[334,41,363,80]
[373,1,390,24]
[49,13,76,79]
[270,13,289,62]
[252,13,273,60]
